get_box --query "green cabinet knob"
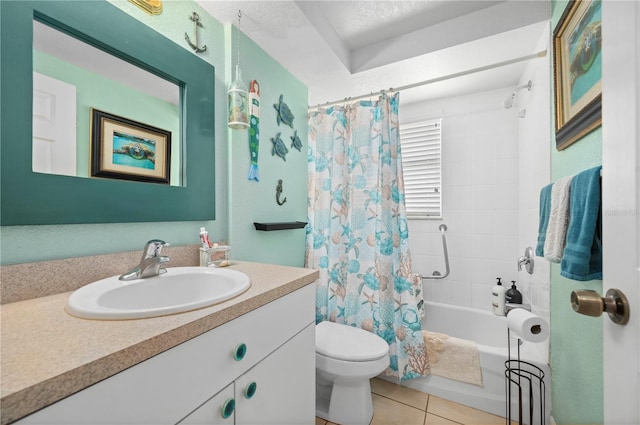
[244,381,257,399]
[221,398,235,419]
[233,343,247,361]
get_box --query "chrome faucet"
[119,239,170,281]
[517,247,534,274]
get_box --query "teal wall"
[34,50,180,182]
[550,1,603,423]
[0,0,307,266]
[226,26,308,267]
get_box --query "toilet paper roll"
[506,308,549,343]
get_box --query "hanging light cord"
[237,10,242,69]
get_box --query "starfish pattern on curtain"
[306,93,428,380]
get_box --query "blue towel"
[535,184,553,257]
[561,166,602,281]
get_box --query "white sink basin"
[66,267,251,320]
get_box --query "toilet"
[315,321,390,425]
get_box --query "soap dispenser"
[505,281,523,305]
[492,278,506,316]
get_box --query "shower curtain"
[306,93,428,381]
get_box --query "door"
[177,383,235,425]
[602,1,640,423]
[235,324,315,425]
[32,72,76,176]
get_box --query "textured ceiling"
[197,0,551,106]
[316,1,505,49]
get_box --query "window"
[399,118,442,219]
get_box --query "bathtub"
[386,301,550,424]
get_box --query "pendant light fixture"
[228,10,249,129]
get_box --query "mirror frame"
[0,1,215,225]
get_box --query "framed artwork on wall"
[553,0,602,150]
[91,108,171,184]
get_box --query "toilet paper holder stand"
[570,288,630,325]
[505,326,547,425]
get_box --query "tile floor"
[315,378,509,425]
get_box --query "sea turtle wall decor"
[114,143,155,164]
[271,132,289,161]
[273,94,294,128]
[290,130,302,152]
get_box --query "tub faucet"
[517,247,534,274]
[119,239,170,281]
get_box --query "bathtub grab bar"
[422,224,450,280]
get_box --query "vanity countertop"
[0,261,319,424]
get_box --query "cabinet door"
[235,323,315,425]
[177,383,235,425]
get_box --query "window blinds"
[399,118,442,219]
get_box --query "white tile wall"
[400,22,552,367]
[516,25,552,363]
[401,87,520,311]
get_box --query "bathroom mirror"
[1,1,215,225]
[32,21,182,186]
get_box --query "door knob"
[570,288,630,325]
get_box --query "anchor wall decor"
[185,12,207,53]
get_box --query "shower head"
[501,80,532,109]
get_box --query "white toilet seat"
[316,351,390,379]
[316,320,389,361]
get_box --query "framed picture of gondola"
[90,109,171,184]
[553,0,602,150]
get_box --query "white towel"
[544,175,573,262]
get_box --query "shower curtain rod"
[309,49,547,109]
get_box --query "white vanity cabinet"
[178,323,314,425]
[16,284,315,425]
[235,323,314,425]
[178,383,235,425]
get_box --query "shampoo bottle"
[492,278,506,316]
[505,281,523,305]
